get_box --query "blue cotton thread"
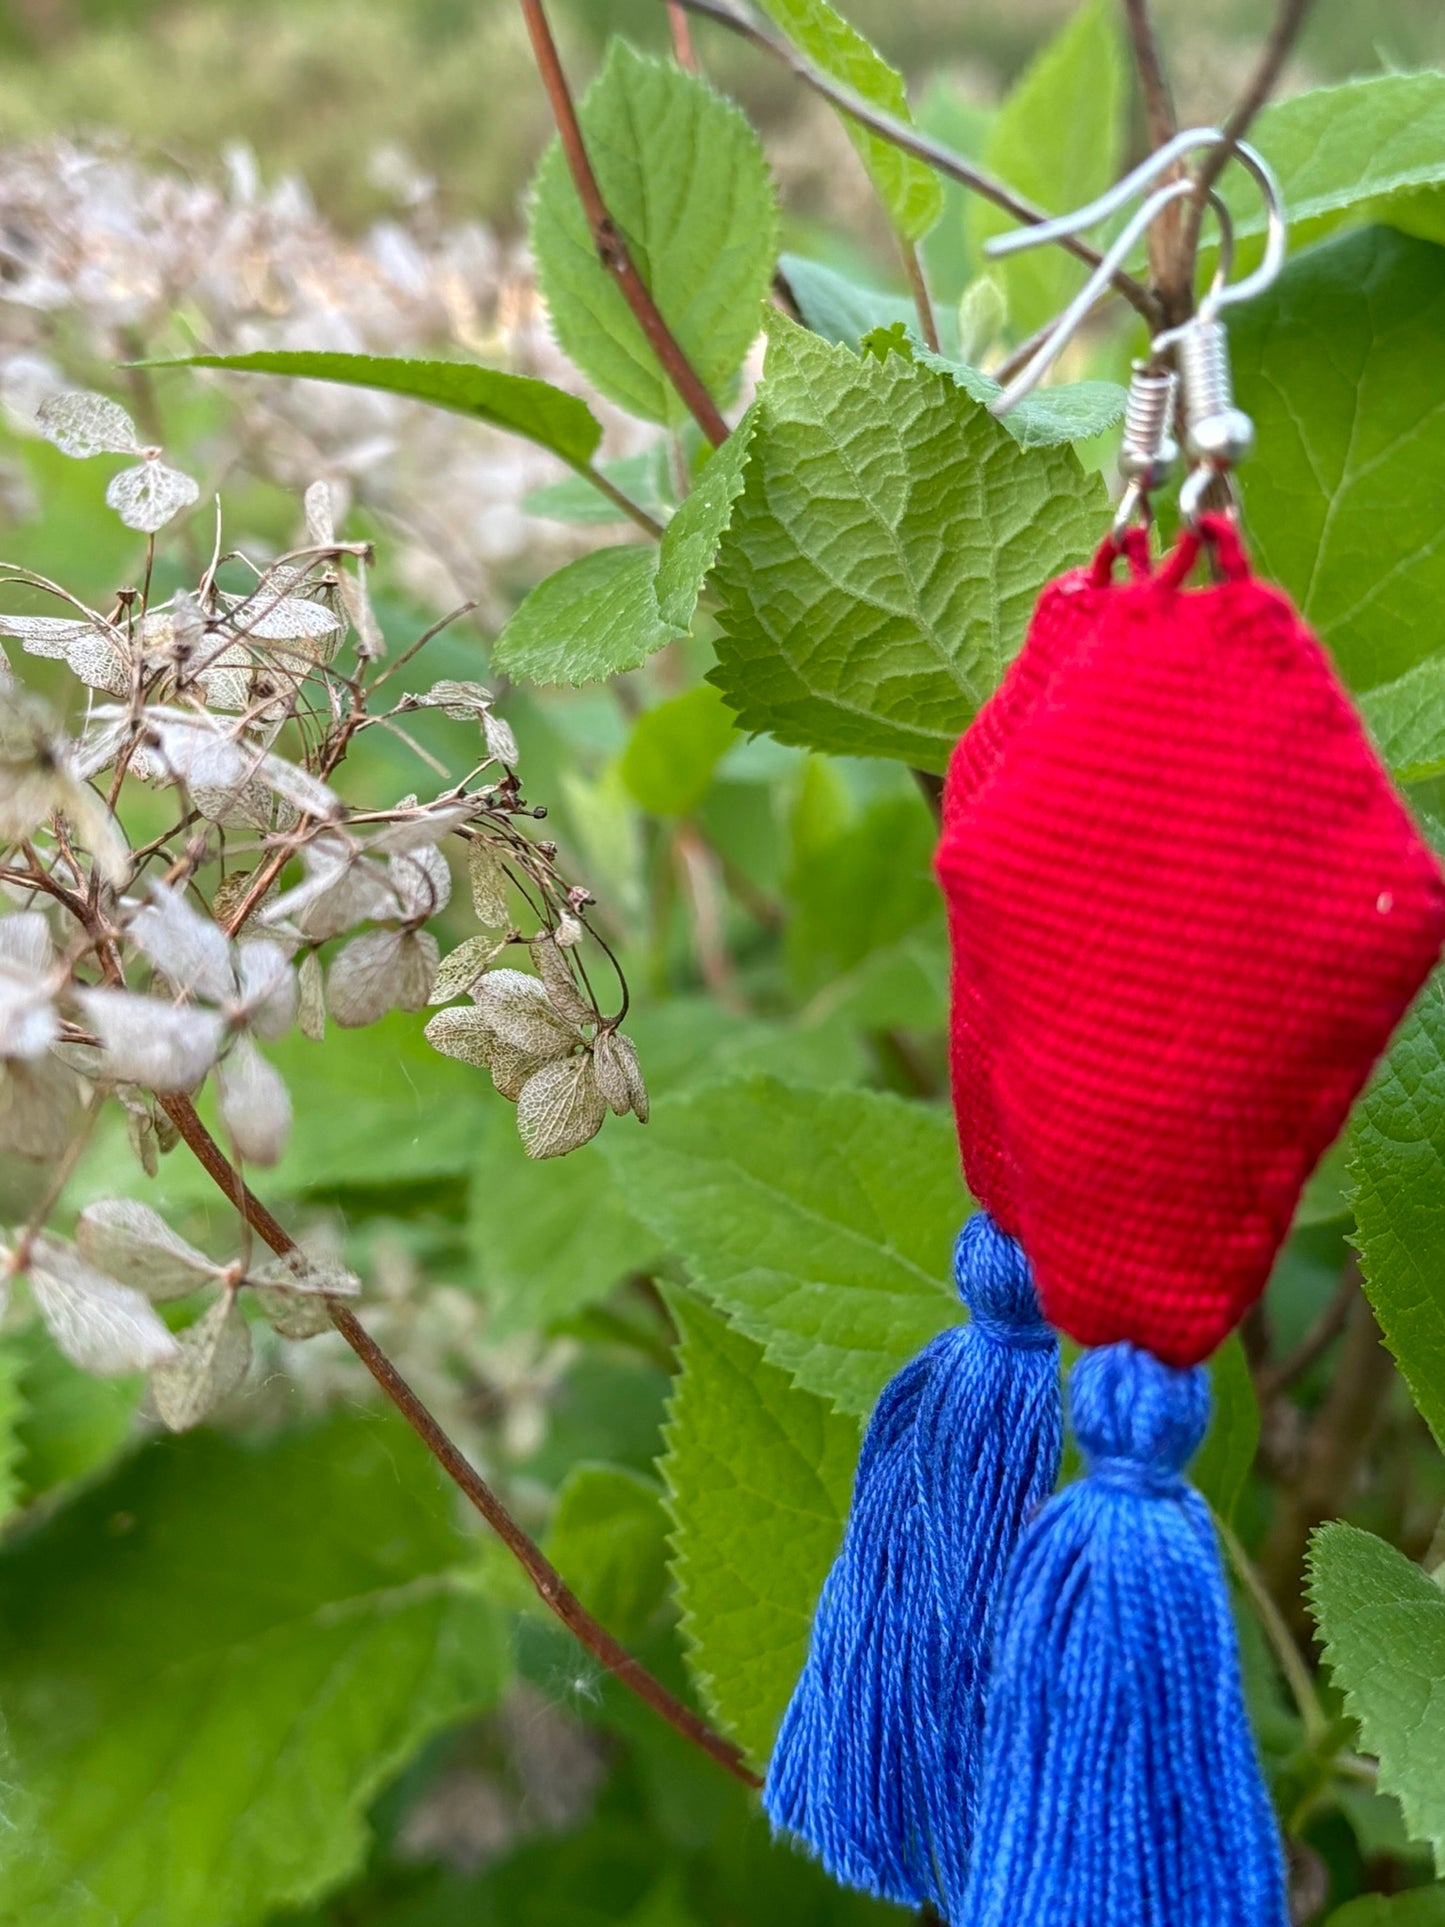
[961,1341,1289,1927]
[764,1212,1062,1919]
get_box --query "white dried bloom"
[232,939,297,1040]
[297,949,326,1041]
[0,1054,81,1161]
[430,935,499,1005]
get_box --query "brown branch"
[660,0,1160,329]
[1257,1261,1396,1636]
[1179,0,1314,293]
[157,1089,761,1791]
[900,241,941,354]
[1120,0,1189,321]
[519,0,730,447]
[1257,1266,1356,1403]
[665,0,698,69]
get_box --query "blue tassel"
[764,1212,1061,1917]
[962,1341,1289,1927]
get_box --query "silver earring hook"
[984,127,1285,417]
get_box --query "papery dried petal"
[76,987,225,1090]
[388,841,451,922]
[76,1197,221,1301]
[106,458,200,533]
[129,882,236,1003]
[216,1036,291,1165]
[327,927,407,1029]
[27,1234,179,1375]
[297,949,326,1042]
[470,969,578,1056]
[234,939,297,1040]
[516,1054,606,1159]
[422,1004,498,1069]
[467,841,510,927]
[38,390,140,458]
[150,1291,252,1430]
[0,1054,80,1159]
[531,936,591,1026]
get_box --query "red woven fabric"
[937,519,1445,1365]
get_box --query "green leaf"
[662,1290,858,1764]
[1233,227,1445,691]
[524,448,674,527]
[158,351,602,469]
[972,0,1125,338]
[1327,1889,1445,1926]
[916,80,994,303]
[469,1108,654,1341]
[2,1323,141,1508]
[654,412,755,630]
[786,789,941,999]
[1189,1334,1259,1523]
[544,1463,671,1646]
[604,1077,961,1415]
[913,346,1125,448]
[619,686,739,818]
[0,1412,509,1925]
[493,546,680,687]
[778,252,917,352]
[1362,655,1445,782]
[529,41,776,426]
[0,1342,23,1528]
[1308,1522,1445,1874]
[1347,971,1445,1448]
[1225,73,1445,259]
[710,316,1106,769]
[755,0,941,243]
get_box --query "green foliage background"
[2,3,1445,1925]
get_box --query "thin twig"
[900,241,941,354]
[157,1089,761,1791]
[1218,1516,1327,1743]
[660,0,1160,329]
[519,0,730,447]
[665,0,699,69]
[1258,1264,1396,1632]
[1257,1266,1355,1403]
[1119,0,1188,318]
[580,464,667,538]
[1180,0,1314,280]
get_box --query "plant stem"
[665,0,698,69]
[1218,1516,1327,1742]
[900,240,940,354]
[518,0,730,447]
[661,0,1160,329]
[1257,1265,1396,1632]
[156,1089,762,1791]
[1119,0,1189,320]
[1178,0,1315,295]
[579,463,667,538]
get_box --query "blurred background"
[1,4,1442,1925]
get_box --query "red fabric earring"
[937,515,1445,1366]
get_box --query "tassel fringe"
[962,1341,1289,1927]
[765,1213,1061,1917]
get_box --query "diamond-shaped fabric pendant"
[937,518,1445,1365]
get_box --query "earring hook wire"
[985,128,1285,416]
